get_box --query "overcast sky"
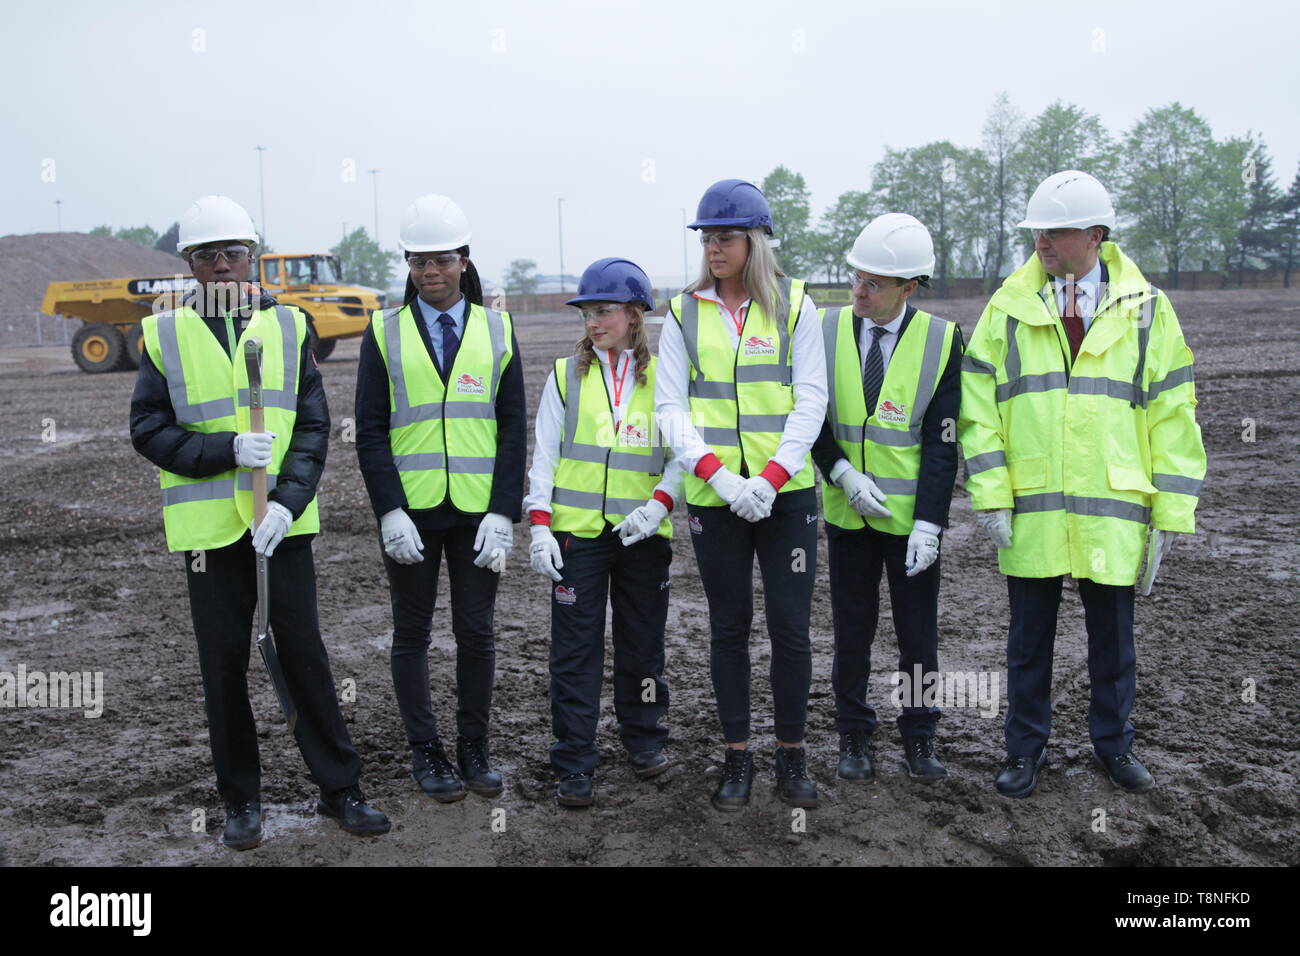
[3,0,1296,287]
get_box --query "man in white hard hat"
[959,171,1206,798]
[355,194,526,803]
[812,213,964,784]
[130,196,390,849]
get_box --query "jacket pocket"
[1106,463,1158,495]
[1007,456,1048,490]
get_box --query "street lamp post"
[254,146,267,242]
[680,207,688,287]
[368,170,381,240]
[557,197,566,294]
[55,199,63,232]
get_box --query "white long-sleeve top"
[654,285,828,479]
[525,347,686,515]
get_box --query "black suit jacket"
[811,302,964,530]
[354,297,526,528]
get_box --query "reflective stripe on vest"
[822,306,955,533]
[143,304,319,552]
[551,356,671,538]
[373,302,512,512]
[670,278,815,506]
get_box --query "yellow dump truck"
[42,253,386,372]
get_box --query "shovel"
[244,337,298,733]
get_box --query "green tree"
[89,225,112,237]
[979,92,1024,287]
[115,225,161,248]
[1118,102,1218,286]
[1203,135,1253,283]
[1230,138,1285,284]
[813,189,874,283]
[1278,161,1300,287]
[502,258,538,294]
[329,226,398,288]
[761,166,816,275]
[154,222,180,254]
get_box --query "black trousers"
[548,527,672,776]
[688,486,818,744]
[826,521,941,739]
[183,533,360,805]
[383,524,498,745]
[1005,575,1136,758]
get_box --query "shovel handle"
[243,338,268,526]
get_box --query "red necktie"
[1061,283,1085,362]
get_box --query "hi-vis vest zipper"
[551,355,670,538]
[958,242,1206,585]
[142,304,320,552]
[822,306,957,535]
[669,277,816,507]
[371,302,513,513]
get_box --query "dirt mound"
[0,232,186,316]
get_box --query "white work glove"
[904,525,940,577]
[706,466,746,506]
[1139,529,1179,596]
[612,498,668,546]
[380,508,425,564]
[836,466,892,519]
[251,501,293,557]
[474,512,513,572]
[529,524,564,581]
[233,431,276,468]
[731,476,777,523]
[975,508,1013,549]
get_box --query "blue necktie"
[437,313,459,373]
[862,325,887,415]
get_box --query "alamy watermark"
[0,665,104,717]
[889,666,1001,718]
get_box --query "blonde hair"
[684,227,787,328]
[573,302,651,386]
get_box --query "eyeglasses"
[1031,228,1081,243]
[580,304,624,321]
[699,231,746,248]
[191,246,251,264]
[408,253,463,271]
[849,272,886,294]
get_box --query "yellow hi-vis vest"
[958,241,1207,586]
[371,302,513,512]
[551,355,671,539]
[669,278,816,506]
[822,306,958,535]
[142,303,320,552]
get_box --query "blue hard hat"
[565,257,655,311]
[688,179,773,234]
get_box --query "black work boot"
[903,735,949,782]
[995,750,1047,798]
[316,786,391,836]
[629,750,672,780]
[837,729,874,781]
[412,737,467,803]
[221,800,262,850]
[457,736,504,797]
[556,772,595,808]
[774,745,819,808]
[1094,751,1155,793]
[711,748,754,811]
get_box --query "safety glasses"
[699,231,746,248]
[191,246,252,264]
[407,253,463,271]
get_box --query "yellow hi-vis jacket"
[958,242,1206,585]
[142,303,320,552]
[551,355,671,539]
[668,278,816,506]
[371,302,513,513]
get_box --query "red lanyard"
[609,350,631,433]
[723,301,747,337]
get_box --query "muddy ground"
[1,288,1297,867]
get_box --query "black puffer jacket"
[129,291,329,519]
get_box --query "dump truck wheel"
[118,324,144,370]
[72,323,126,373]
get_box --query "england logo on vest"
[554,585,576,605]
[876,399,908,425]
[621,423,650,447]
[743,335,775,357]
[456,372,486,395]
[688,515,703,534]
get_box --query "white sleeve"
[771,293,829,478]
[523,369,563,516]
[654,305,717,475]
[654,445,687,510]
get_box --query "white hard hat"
[1019,170,1116,231]
[399,194,472,253]
[846,213,935,281]
[177,195,258,254]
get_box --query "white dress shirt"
[525,347,685,516]
[414,293,467,368]
[1051,258,1103,332]
[654,284,828,480]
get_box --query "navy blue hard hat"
[565,257,655,311]
[688,179,773,235]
